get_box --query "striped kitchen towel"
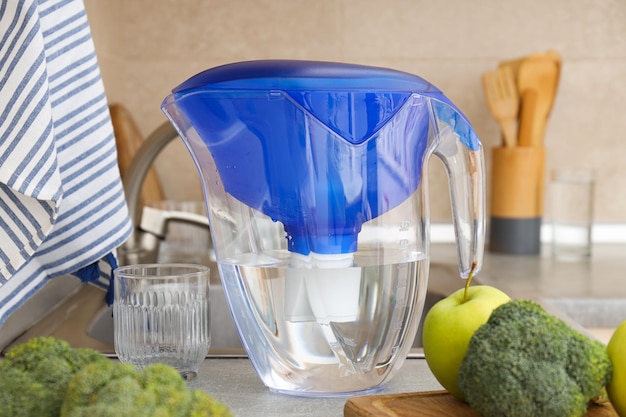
[0,0,132,325]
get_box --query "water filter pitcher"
[162,60,485,396]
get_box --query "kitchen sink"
[541,297,626,344]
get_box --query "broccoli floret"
[140,363,193,417]
[0,366,49,417]
[457,300,612,417]
[187,389,233,417]
[0,337,108,417]
[0,337,231,417]
[61,360,151,417]
[61,361,232,417]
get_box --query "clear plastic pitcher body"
[162,60,484,395]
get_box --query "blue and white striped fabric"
[0,0,132,325]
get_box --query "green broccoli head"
[1,337,106,372]
[61,360,152,417]
[0,366,49,417]
[0,337,232,417]
[140,363,192,417]
[187,389,233,417]
[457,300,612,417]
[61,361,232,417]
[0,337,108,417]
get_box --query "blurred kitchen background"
[83,0,626,226]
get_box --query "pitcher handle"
[431,115,486,279]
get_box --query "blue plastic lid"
[166,61,480,256]
[173,60,440,94]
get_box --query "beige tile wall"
[84,0,626,222]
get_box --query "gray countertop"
[431,243,626,300]
[188,357,443,417]
[188,243,626,417]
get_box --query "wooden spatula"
[482,66,519,147]
[516,54,561,146]
[517,88,540,146]
[498,50,561,84]
[499,51,561,147]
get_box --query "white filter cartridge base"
[305,253,361,323]
[284,254,315,322]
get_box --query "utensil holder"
[489,146,545,255]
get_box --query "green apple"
[422,265,510,401]
[607,319,626,417]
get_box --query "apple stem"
[463,261,478,303]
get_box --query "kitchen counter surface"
[188,357,443,417]
[189,243,626,417]
[430,243,626,300]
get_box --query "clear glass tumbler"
[113,263,210,379]
[550,168,595,261]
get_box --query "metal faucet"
[118,121,209,266]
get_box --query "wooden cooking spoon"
[516,53,561,147]
[499,51,561,147]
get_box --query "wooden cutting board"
[344,390,618,417]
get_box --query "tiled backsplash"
[84,0,626,223]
